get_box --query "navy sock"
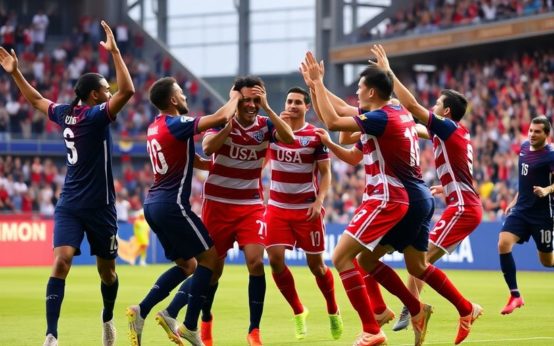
[46,277,65,338]
[248,274,266,333]
[500,252,520,297]
[201,282,219,322]
[139,266,188,319]
[184,265,213,331]
[101,275,119,322]
[166,276,193,318]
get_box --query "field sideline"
[1,264,552,345]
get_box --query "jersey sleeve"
[314,142,330,160]
[167,115,200,141]
[266,117,277,143]
[204,124,224,137]
[427,112,457,140]
[47,103,69,126]
[353,110,387,137]
[87,102,113,126]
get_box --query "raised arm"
[339,131,361,145]
[202,119,233,156]
[101,20,135,116]
[0,47,51,114]
[370,44,429,124]
[315,128,362,166]
[300,63,357,119]
[303,52,359,132]
[197,89,241,133]
[253,85,294,144]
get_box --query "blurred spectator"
[31,9,49,53]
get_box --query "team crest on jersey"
[298,136,311,147]
[250,130,265,143]
[358,114,367,121]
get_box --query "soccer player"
[162,76,294,346]
[498,115,554,314]
[303,51,436,346]
[125,77,241,346]
[0,21,133,346]
[265,87,342,340]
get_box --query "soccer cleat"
[329,312,344,339]
[102,319,116,346]
[411,303,433,346]
[294,306,309,339]
[177,324,204,346]
[200,315,213,346]
[501,296,524,315]
[353,330,387,346]
[392,305,410,331]
[246,328,263,346]
[155,310,183,345]
[455,303,483,345]
[374,307,395,327]
[43,334,58,346]
[126,305,145,346]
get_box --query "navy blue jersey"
[144,114,200,207]
[48,102,115,208]
[515,141,554,213]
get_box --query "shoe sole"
[155,314,184,346]
[126,308,141,346]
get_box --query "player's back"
[356,104,422,204]
[428,113,480,206]
[48,102,115,208]
[268,122,329,209]
[204,115,273,205]
[144,114,199,208]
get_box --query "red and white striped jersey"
[354,104,415,205]
[203,115,275,205]
[427,112,480,206]
[268,123,329,209]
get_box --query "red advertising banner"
[0,215,53,266]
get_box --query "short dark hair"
[441,89,468,122]
[531,115,551,135]
[286,87,311,105]
[359,65,394,100]
[233,75,264,91]
[149,77,177,110]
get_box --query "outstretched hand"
[0,47,18,74]
[302,51,324,84]
[100,20,119,52]
[300,57,324,90]
[368,44,391,72]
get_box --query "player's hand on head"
[0,47,18,74]
[229,85,241,100]
[369,44,391,72]
[252,85,268,108]
[100,20,118,52]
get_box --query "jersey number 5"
[63,128,78,165]
[147,139,169,174]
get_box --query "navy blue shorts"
[144,202,213,261]
[502,209,554,253]
[380,198,434,252]
[54,204,118,259]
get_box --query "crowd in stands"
[0,10,212,141]
[357,0,553,41]
[2,8,553,226]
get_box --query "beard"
[177,104,189,115]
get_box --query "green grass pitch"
[1,264,552,345]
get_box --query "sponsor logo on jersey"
[180,116,194,123]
